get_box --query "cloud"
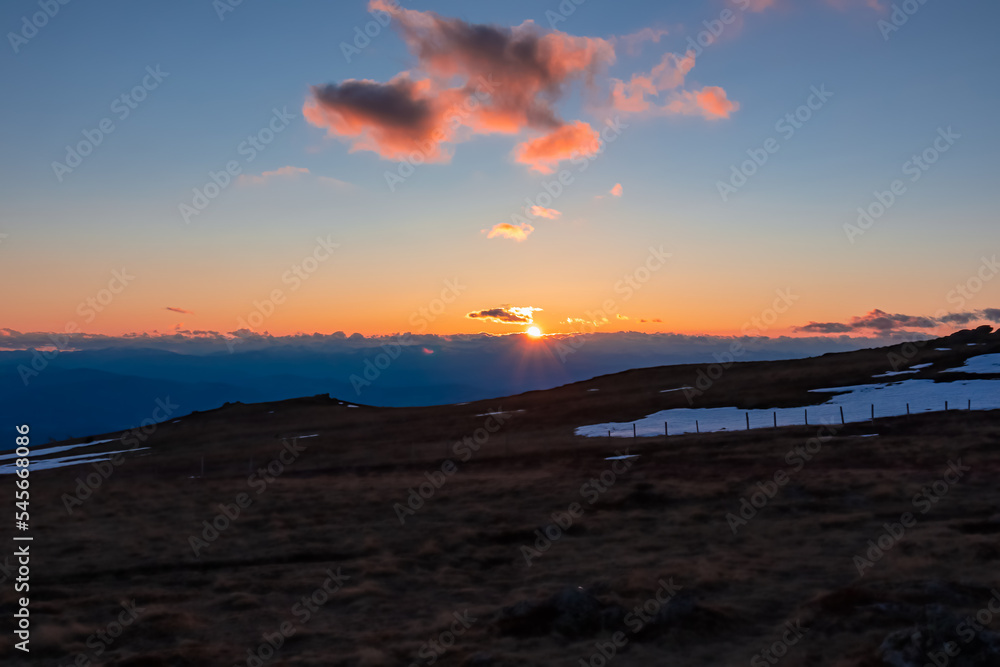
[605,51,740,121]
[305,3,733,172]
[610,183,623,197]
[795,321,854,334]
[795,308,1000,334]
[303,76,458,162]
[485,221,534,241]
[238,165,310,186]
[166,307,192,315]
[613,27,670,56]
[741,0,779,11]
[513,120,601,173]
[528,205,561,219]
[640,318,663,323]
[609,51,696,114]
[466,305,542,324]
[662,86,740,120]
[306,2,615,167]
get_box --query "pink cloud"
[306,2,615,166]
[610,183,623,197]
[513,121,601,173]
[528,205,562,219]
[306,3,734,173]
[663,86,740,120]
[614,27,670,56]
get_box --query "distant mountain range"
[0,331,910,444]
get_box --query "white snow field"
[0,439,117,462]
[576,377,1000,438]
[0,448,148,475]
[942,354,1000,375]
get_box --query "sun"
[526,326,542,338]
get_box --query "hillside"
[2,327,999,665]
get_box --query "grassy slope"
[3,327,1000,665]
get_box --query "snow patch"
[577,378,1000,438]
[942,354,1000,375]
[0,439,117,462]
[0,448,149,475]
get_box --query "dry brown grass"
[3,329,1000,665]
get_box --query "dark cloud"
[466,306,541,324]
[166,307,192,315]
[311,79,433,131]
[796,321,854,334]
[795,308,1000,334]
[939,312,980,325]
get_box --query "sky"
[1,0,998,345]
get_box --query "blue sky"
[1,0,998,340]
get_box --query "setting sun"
[527,326,542,337]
